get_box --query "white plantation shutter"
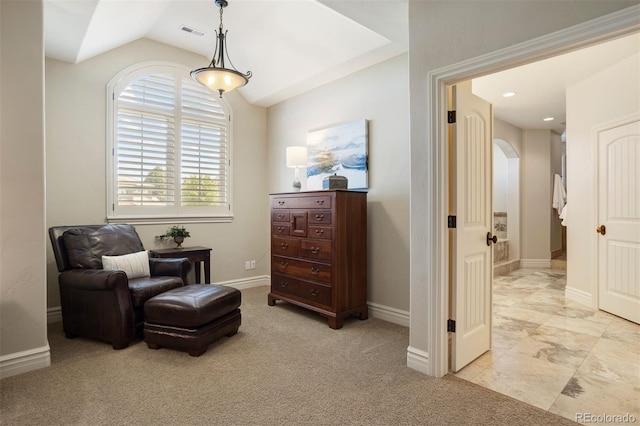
[180,79,229,208]
[116,109,175,206]
[107,63,232,221]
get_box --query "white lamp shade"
[286,146,307,168]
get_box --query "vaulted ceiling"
[44,1,638,133]
[44,0,408,107]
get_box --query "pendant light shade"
[191,0,251,97]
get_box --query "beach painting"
[306,120,368,190]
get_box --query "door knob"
[596,225,606,235]
[486,232,497,246]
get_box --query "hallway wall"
[566,51,640,306]
[522,129,552,265]
[494,118,523,261]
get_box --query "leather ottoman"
[144,284,241,357]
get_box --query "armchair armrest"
[58,269,134,349]
[149,257,191,284]
[59,269,128,291]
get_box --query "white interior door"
[598,117,640,324]
[450,81,494,372]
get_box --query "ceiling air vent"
[180,25,205,36]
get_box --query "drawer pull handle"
[281,243,289,249]
[277,214,285,219]
[311,289,320,296]
[315,214,324,220]
[315,200,324,205]
[311,267,320,275]
[281,281,288,288]
[310,247,320,254]
[315,229,324,235]
[278,201,285,205]
[277,226,285,232]
[281,261,288,268]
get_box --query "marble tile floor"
[454,268,640,425]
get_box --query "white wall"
[407,0,637,376]
[494,118,523,157]
[566,51,640,305]
[494,118,523,260]
[45,38,268,309]
[493,148,508,212]
[522,129,552,265]
[0,0,50,377]
[267,54,410,314]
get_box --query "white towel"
[552,173,566,213]
[559,204,568,226]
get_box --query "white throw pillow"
[102,250,150,279]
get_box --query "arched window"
[106,62,232,222]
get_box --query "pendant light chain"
[219,3,224,30]
[190,0,252,97]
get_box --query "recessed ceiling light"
[502,91,516,98]
[543,117,555,122]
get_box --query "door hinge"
[448,110,456,124]
[447,319,456,333]
[448,215,456,228]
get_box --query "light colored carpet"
[0,286,577,425]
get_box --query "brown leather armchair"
[49,224,191,349]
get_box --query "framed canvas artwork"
[306,120,369,190]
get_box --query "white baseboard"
[406,345,430,375]
[0,345,51,379]
[520,259,551,268]
[211,275,270,290]
[565,285,593,308]
[368,302,410,327]
[47,307,62,324]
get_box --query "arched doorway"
[493,138,520,275]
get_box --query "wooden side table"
[149,246,212,284]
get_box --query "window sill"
[106,215,233,225]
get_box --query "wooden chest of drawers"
[268,190,368,329]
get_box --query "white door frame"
[407,5,640,378]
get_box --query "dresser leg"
[327,316,343,329]
[359,309,369,320]
[267,294,276,306]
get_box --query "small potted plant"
[157,225,191,248]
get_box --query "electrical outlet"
[250,260,256,269]
[245,261,250,270]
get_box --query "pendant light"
[190,0,252,97]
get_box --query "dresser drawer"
[272,224,291,236]
[272,273,332,307]
[309,225,332,240]
[309,210,331,225]
[300,239,332,261]
[272,210,290,222]
[272,195,332,209]
[272,237,300,257]
[273,256,332,284]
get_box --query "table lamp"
[286,146,307,192]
